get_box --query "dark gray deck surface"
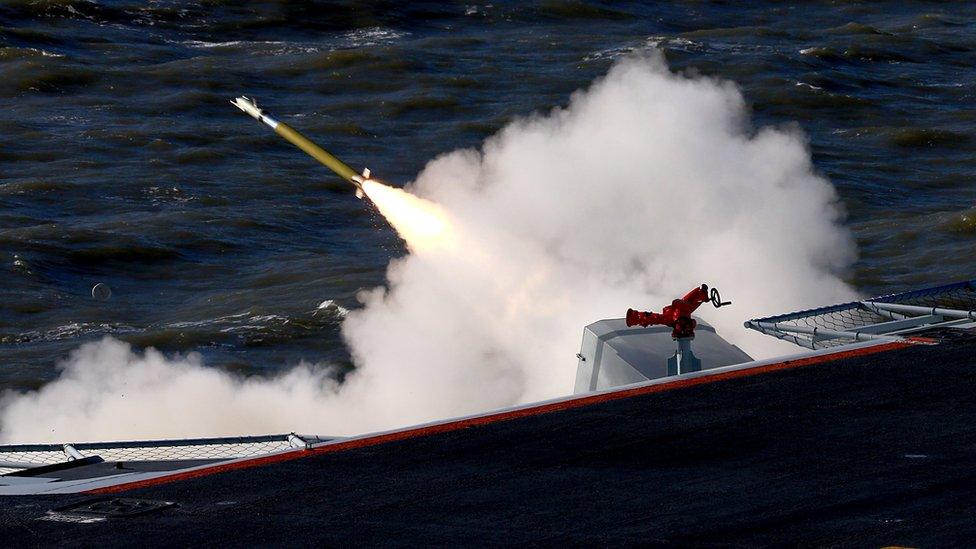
[3,336,976,547]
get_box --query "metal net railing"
[746,279,976,349]
[0,434,329,475]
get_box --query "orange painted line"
[88,340,914,495]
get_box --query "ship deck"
[3,332,976,546]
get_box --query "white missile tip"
[231,96,263,120]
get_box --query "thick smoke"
[2,339,339,442]
[343,52,856,408]
[0,54,856,442]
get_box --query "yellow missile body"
[231,96,369,198]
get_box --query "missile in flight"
[231,96,370,198]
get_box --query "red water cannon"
[626,284,731,339]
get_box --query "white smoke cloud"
[1,339,349,442]
[343,52,856,405]
[0,54,857,443]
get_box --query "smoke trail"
[1,339,338,442]
[361,179,457,253]
[0,53,856,442]
[343,52,856,405]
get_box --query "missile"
[231,96,370,199]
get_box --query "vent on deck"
[50,498,176,519]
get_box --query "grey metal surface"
[575,318,753,393]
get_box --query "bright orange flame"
[362,180,455,252]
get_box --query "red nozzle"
[626,308,665,327]
[626,284,710,339]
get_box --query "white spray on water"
[0,54,857,443]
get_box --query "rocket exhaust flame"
[361,180,455,253]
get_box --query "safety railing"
[0,433,330,475]
[745,279,976,349]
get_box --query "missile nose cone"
[232,95,279,130]
[231,96,263,120]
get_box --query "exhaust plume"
[361,179,457,253]
[0,53,857,442]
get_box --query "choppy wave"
[2,301,348,349]
[940,208,976,234]
[1,322,137,345]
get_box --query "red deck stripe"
[88,341,913,495]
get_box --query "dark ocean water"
[1,1,974,389]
